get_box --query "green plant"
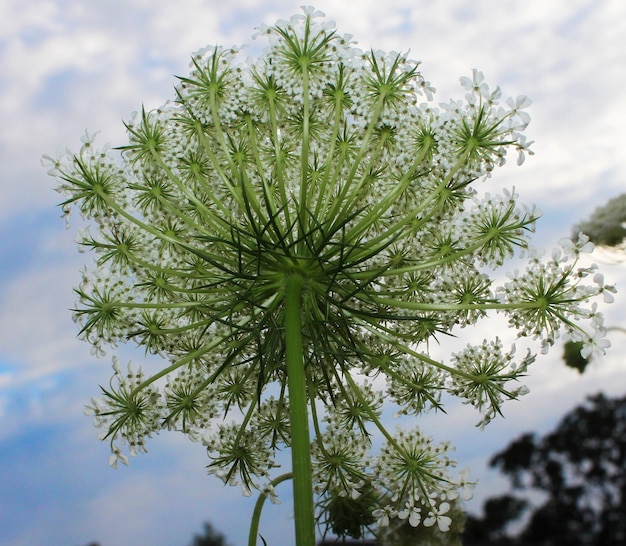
[46,7,614,546]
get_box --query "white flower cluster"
[498,234,614,355]
[372,427,471,530]
[84,357,164,468]
[449,339,533,428]
[47,6,614,540]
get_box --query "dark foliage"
[464,495,527,545]
[465,393,626,545]
[562,340,590,373]
[317,483,378,539]
[573,193,626,247]
[188,522,231,546]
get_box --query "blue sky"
[1,1,626,545]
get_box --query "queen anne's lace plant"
[46,7,614,546]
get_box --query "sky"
[1,0,625,545]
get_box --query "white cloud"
[4,0,624,221]
[0,253,81,376]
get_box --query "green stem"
[359,293,545,312]
[341,370,402,451]
[313,90,343,220]
[299,67,311,238]
[248,473,293,546]
[326,95,385,222]
[267,94,292,236]
[284,274,316,546]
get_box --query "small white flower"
[79,130,100,153]
[460,68,489,97]
[41,151,66,176]
[398,501,422,527]
[372,505,396,527]
[593,273,617,303]
[457,467,476,501]
[262,483,281,505]
[423,502,452,532]
[581,336,611,360]
[108,446,128,469]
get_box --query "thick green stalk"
[284,274,316,546]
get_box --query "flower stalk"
[248,472,293,546]
[284,273,316,546]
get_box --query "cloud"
[0,410,271,546]
[5,0,624,224]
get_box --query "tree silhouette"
[573,193,626,248]
[464,393,626,545]
[188,522,231,546]
[463,494,526,545]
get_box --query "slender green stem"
[359,293,545,312]
[354,316,513,386]
[246,116,278,218]
[248,473,293,546]
[267,94,292,235]
[149,149,229,235]
[308,388,331,458]
[284,274,316,546]
[326,95,385,222]
[129,299,273,395]
[299,67,311,239]
[313,91,343,219]
[130,338,226,395]
[341,371,414,463]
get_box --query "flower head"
[48,6,612,538]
